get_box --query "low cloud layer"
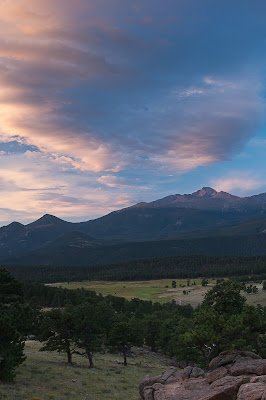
[0,0,265,223]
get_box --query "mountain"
[0,214,74,258]
[41,231,99,251]
[133,187,266,212]
[1,187,266,262]
[171,217,266,240]
[77,206,252,242]
[4,232,266,266]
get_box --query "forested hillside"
[4,254,266,283]
[1,188,266,265]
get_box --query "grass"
[1,280,265,399]
[49,279,266,307]
[48,278,216,304]
[0,341,169,400]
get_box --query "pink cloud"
[211,174,264,194]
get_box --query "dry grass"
[243,283,266,307]
[49,279,266,308]
[0,341,169,400]
[48,278,213,304]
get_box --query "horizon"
[0,0,265,226]
[2,185,265,227]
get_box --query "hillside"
[1,187,266,263]
[171,217,266,240]
[4,232,266,267]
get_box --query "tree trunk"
[87,351,94,368]
[254,336,264,358]
[201,346,216,369]
[67,350,72,364]
[123,346,127,366]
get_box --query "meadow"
[0,341,168,400]
[49,279,266,307]
[1,278,265,400]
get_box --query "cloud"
[0,0,265,223]
[211,174,264,194]
[0,0,264,176]
[98,175,134,188]
[0,151,141,225]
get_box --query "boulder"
[207,366,228,383]
[230,359,266,377]
[139,351,266,400]
[237,382,266,399]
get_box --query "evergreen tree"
[72,301,113,368]
[202,280,245,314]
[0,269,27,381]
[171,280,266,367]
[39,308,75,364]
[108,315,143,366]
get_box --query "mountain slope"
[135,187,266,212]
[171,217,266,240]
[4,232,266,266]
[1,187,266,261]
[0,214,75,258]
[76,206,254,242]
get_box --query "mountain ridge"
[4,232,266,266]
[133,186,265,211]
[1,187,266,262]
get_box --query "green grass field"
[49,279,266,307]
[0,341,168,400]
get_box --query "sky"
[0,0,266,226]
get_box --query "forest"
[1,267,266,383]
[3,254,266,283]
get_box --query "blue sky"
[0,0,265,225]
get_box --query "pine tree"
[39,307,75,364]
[0,269,27,381]
[72,301,113,368]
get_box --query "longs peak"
[192,187,218,197]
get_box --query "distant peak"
[28,213,68,227]
[9,221,24,227]
[192,187,217,197]
[5,221,25,229]
[40,214,59,221]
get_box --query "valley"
[49,278,266,307]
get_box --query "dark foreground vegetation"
[1,268,266,384]
[3,254,266,283]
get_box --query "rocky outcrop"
[139,351,266,400]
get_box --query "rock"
[230,358,266,376]
[207,366,228,383]
[237,382,266,399]
[139,368,178,398]
[241,351,262,360]
[209,351,261,371]
[190,366,205,378]
[210,376,248,398]
[209,351,238,371]
[169,358,198,369]
[143,387,155,400]
[139,351,266,400]
[250,375,266,384]
[177,360,187,369]
[183,366,193,378]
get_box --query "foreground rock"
[139,351,266,400]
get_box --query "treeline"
[3,254,266,283]
[1,268,266,383]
